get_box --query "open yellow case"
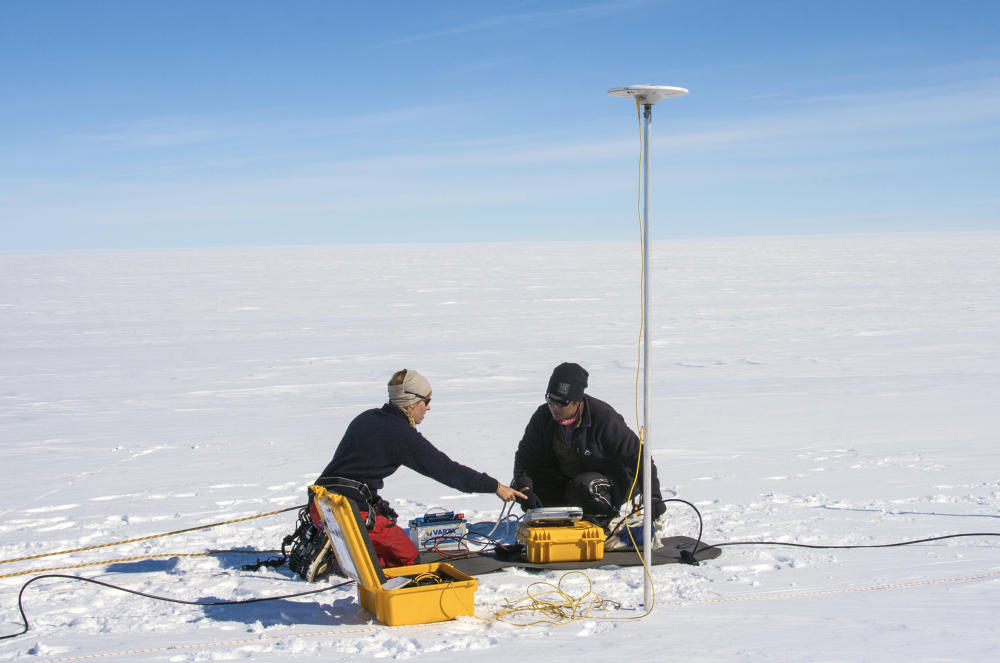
[309,484,478,626]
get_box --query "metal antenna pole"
[640,101,654,605]
[608,85,687,609]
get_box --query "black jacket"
[511,395,663,508]
[317,404,498,500]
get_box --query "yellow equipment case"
[309,485,478,626]
[516,520,606,563]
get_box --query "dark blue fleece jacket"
[316,404,497,499]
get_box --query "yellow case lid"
[309,484,387,591]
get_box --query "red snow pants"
[358,511,419,568]
[309,500,418,568]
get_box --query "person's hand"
[516,488,543,510]
[496,483,528,503]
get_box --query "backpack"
[285,506,339,582]
[284,479,383,582]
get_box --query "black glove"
[652,499,666,520]
[517,488,543,511]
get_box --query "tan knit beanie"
[388,369,432,407]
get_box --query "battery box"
[310,485,477,626]
[407,511,468,552]
[516,519,606,563]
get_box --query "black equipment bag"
[285,505,340,582]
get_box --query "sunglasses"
[407,391,431,406]
[545,393,572,407]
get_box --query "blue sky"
[2,1,998,250]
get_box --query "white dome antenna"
[608,83,687,609]
[608,84,688,105]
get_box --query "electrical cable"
[481,501,518,540]
[615,91,1000,591]
[14,502,986,640]
[508,94,656,625]
[633,95,645,437]
[427,535,470,559]
[703,532,1000,552]
[650,497,1000,559]
[409,572,444,586]
[488,570,623,626]
[0,573,353,641]
[418,503,521,558]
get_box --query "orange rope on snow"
[0,549,283,580]
[0,504,304,567]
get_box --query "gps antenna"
[608,85,688,608]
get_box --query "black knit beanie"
[546,362,588,401]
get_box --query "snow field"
[1,234,998,661]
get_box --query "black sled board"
[417,535,721,576]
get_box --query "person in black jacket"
[511,362,665,533]
[313,368,525,568]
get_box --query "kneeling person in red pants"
[300,369,524,579]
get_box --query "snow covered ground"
[1,233,998,662]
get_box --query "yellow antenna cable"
[634,97,645,441]
[485,92,668,629]
[625,96,658,616]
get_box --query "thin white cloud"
[674,74,1000,153]
[9,65,996,243]
[376,0,659,47]
[79,102,472,152]
[85,117,218,148]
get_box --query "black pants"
[531,471,620,528]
